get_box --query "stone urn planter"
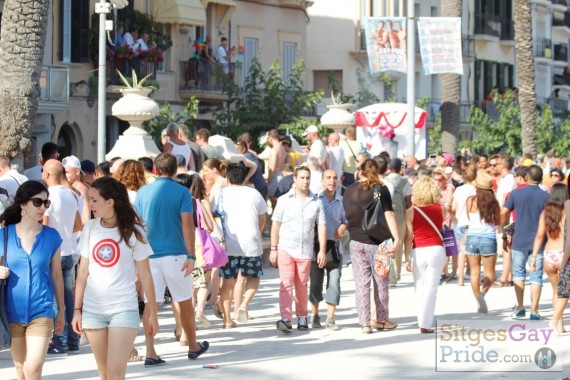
[320,93,355,134]
[106,71,161,160]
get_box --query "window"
[313,70,342,97]
[282,42,297,86]
[196,26,205,42]
[60,0,90,63]
[242,37,258,86]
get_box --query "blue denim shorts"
[82,310,140,330]
[455,226,468,244]
[512,249,543,285]
[465,235,497,256]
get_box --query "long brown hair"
[91,177,146,247]
[358,159,383,190]
[544,183,568,240]
[471,187,500,225]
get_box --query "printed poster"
[363,17,407,74]
[417,17,463,75]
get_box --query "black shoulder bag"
[0,227,11,349]
[361,185,393,242]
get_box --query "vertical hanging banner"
[363,17,407,74]
[417,17,463,75]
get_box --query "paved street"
[1,256,569,379]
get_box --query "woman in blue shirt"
[0,180,64,380]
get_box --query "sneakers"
[325,319,341,331]
[276,319,292,334]
[477,293,488,314]
[312,315,322,328]
[67,348,80,355]
[511,308,526,319]
[297,316,308,330]
[47,346,68,355]
[530,314,543,321]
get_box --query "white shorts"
[146,255,193,303]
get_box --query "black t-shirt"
[343,182,393,245]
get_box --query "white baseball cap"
[302,125,319,136]
[62,155,84,174]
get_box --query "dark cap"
[81,160,96,174]
[389,158,402,171]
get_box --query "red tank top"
[412,204,444,248]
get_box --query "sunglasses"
[294,165,309,173]
[30,197,51,208]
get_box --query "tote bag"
[195,201,228,270]
[361,185,393,242]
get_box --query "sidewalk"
[0,256,569,379]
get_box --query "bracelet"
[74,308,82,311]
[187,255,196,260]
[57,306,65,311]
[271,246,278,251]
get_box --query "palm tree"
[440,0,462,156]
[513,0,536,157]
[0,0,50,167]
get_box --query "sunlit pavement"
[0,255,569,379]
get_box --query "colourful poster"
[417,17,463,75]
[363,17,407,74]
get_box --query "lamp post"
[94,0,112,163]
[406,0,415,157]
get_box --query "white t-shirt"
[78,219,152,314]
[45,185,80,256]
[310,170,323,195]
[309,139,327,166]
[497,173,516,207]
[216,45,228,64]
[453,183,476,227]
[327,146,345,178]
[0,169,28,202]
[214,186,267,257]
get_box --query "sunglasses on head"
[30,198,51,208]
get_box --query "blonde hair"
[412,177,441,206]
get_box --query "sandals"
[493,280,513,288]
[375,321,398,331]
[222,322,237,329]
[420,328,435,334]
[362,326,373,334]
[237,308,248,324]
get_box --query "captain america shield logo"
[92,239,120,268]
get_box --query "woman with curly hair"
[71,177,158,379]
[404,176,444,333]
[531,183,568,332]
[112,160,147,204]
[343,159,400,334]
[464,172,501,314]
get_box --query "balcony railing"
[40,66,69,102]
[474,13,502,38]
[405,99,473,124]
[180,58,242,92]
[554,43,569,62]
[533,37,553,59]
[501,19,515,41]
[107,56,157,86]
[553,11,570,28]
[537,97,570,115]
[553,70,570,86]
[462,34,475,58]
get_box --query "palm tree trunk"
[0,0,50,166]
[513,0,536,157]
[440,0,462,156]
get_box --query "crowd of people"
[1,123,570,379]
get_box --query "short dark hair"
[138,157,153,172]
[226,162,248,185]
[154,153,177,177]
[41,142,58,162]
[294,165,310,177]
[514,165,528,178]
[500,155,513,170]
[373,155,388,175]
[527,165,543,183]
[96,162,111,177]
[221,37,228,42]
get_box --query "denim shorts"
[465,235,497,256]
[82,310,140,330]
[455,226,468,245]
[512,249,543,285]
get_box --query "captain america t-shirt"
[78,219,153,314]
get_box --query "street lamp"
[94,0,128,163]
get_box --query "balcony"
[552,0,569,11]
[553,11,570,31]
[38,65,69,113]
[462,34,475,58]
[500,19,515,42]
[553,69,570,87]
[533,37,553,60]
[474,13,501,40]
[553,43,569,63]
[537,97,570,116]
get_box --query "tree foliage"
[459,89,570,157]
[212,58,322,141]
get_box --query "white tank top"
[170,141,191,169]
